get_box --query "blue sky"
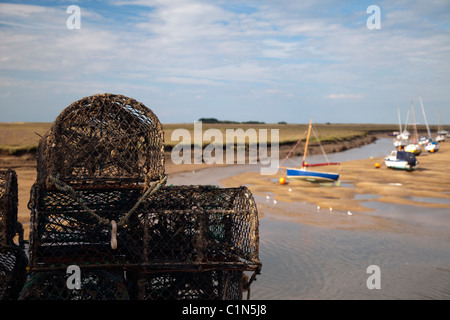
[0,0,449,124]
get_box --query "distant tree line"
[198,117,267,124]
[197,118,289,124]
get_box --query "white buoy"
[289,188,292,192]
[348,211,353,216]
[273,200,277,204]
[329,207,333,212]
[266,195,270,200]
[317,205,320,211]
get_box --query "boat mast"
[302,119,312,167]
[403,110,410,134]
[419,96,432,139]
[411,101,419,143]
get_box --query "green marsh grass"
[0,122,436,154]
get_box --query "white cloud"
[0,3,47,17]
[156,77,220,86]
[1,1,450,123]
[326,93,363,100]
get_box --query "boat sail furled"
[280,120,340,182]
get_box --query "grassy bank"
[0,122,440,155]
[0,122,50,155]
[163,123,373,148]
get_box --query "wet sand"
[220,141,450,234]
[217,141,449,300]
[221,141,450,210]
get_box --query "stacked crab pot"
[19,93,261,300]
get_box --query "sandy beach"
[220,140,450,234]
[222,141,450,211]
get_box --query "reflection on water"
[252,214,450,299]
[169,138,450,300]
[282,137,394,168]
[360,200,450,231]
[405,196,450,205]
[354,194,381,200]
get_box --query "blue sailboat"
[281,120,340,182]
[286,167,340,182]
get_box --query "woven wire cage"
[0,246,28,300]
[37,93,165,188]
[0,170,27,300]
[136,270,245,300]
[23,93,261,300]
[29,185,260,273]
[140,185,260,270]
[28,184,148,270]
[1,169,20,246]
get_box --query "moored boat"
[385,150,418,171]
[425,140,440,152]
[404,143,422,155]
[286,167,340,182]
[419,96,440,153]
[436,134,445,143]
[281,119,340,183]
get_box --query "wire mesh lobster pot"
[27,184,260,299]
[29,93,168,271]
[138,185,260,270]
[25,93,261,300]
[0,170,27,300]
[131,185,261,300]
[133,185,261,300]
[28,186,260,267]
[28,184,149,270]
[36,93,165,188]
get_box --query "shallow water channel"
[168,138,450,300]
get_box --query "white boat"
[394,138,409,148]
[425,140,440,152]
[404,143,422,155]
[385,150,418,171]
[436,115,447,141]
[419,96,440,153]
[396,130,410,141]
[393,108,410,147]
[419,136,429,145]
[436,116,446,142]
[437,129,449,139]
[404,102,422,155]
[436,134,445,143]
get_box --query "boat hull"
[384,150,418,171]
[404,144,422,155]
[384,159,417,171]
[425,142,439,152]
[286,168,339,182]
